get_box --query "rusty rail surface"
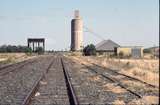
[92,63,158,88]
[0,59,37,76]
[22,75,43,105]
[61,58,79,105]
[82,63,142,98]
[0,58,33,70]
[67,56,157,88]
[22,58,55,105]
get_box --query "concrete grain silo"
[71,10,83,51]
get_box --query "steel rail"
[0,59,30,70]
[22,58,55,105]
[22,74,43,105]
[61,58,79,105]
[67,57,157,88]
[92,63,158,88]
[81,63,143,99]
[0,59,37,76]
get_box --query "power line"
[83,25,105,40]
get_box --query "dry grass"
[128,96,159,105]
[120,67,159,87]
[88,75,101,82]
[66,55,159,104]
[68,55,159,87]
[65,52,82,56]
[112,100,125,105]
[103,83,126,94]
[0,53,35,66]
[123,80,146,89]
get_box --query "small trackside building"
[95,39,120,56]
[117,46,143,58]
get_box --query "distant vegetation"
[25,47,32,55]
[143,49,151,53]
[0,45,31,53]
[0,45,45,54]
[83,44,96,56]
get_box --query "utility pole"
[154,44,156,59]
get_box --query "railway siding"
[84,63,159,97]
[63,57,140,104]
[0,55,54,105]
[0,55,158,105]
[30,57,70,105]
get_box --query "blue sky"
[0,0,159,50]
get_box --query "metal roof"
[27,38,45,42]
[118,46,143,48]
[96,39,120,51]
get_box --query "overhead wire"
[83,25,106,40]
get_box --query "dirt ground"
[67,55,159,88]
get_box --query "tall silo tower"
[71,10,83,51]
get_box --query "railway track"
[80,62,158,97]
[68,57,158,88]
[27,56,79,105]
[22,56,55,105]
[61,58,79,105]
[83,64,142,98]
[0,55,55,105]
[63,57,141,104]
[64,57,159,104]
[13,55,158,104]
[91,63,158,88]
[0,58,37,76]
[0,55,158,104]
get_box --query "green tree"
[143,49,151,53]
[25,47,32,55]
[83,44,96,56]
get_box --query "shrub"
[118,51,124,58]
[0,45,30,53]
[143,49,151,53]
[25,47,32,55]
[83,44,96,56]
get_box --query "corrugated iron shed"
[96,39,120,52]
